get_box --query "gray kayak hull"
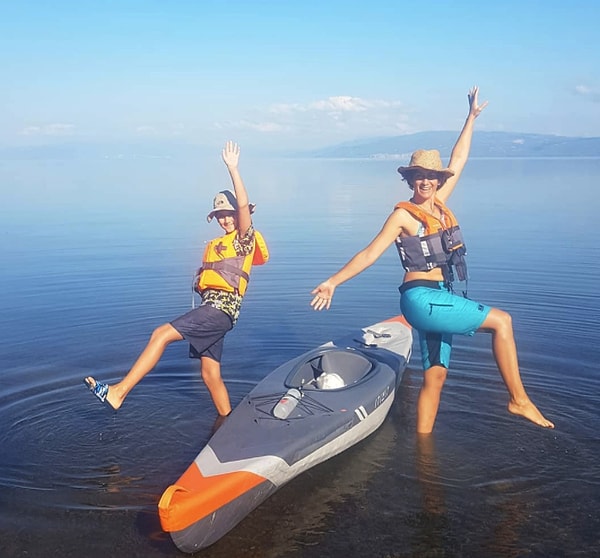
[159,315,412,552]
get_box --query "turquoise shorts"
[399,280,491,369]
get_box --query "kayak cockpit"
[285,348,374,391]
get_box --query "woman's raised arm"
[437,86,488,203]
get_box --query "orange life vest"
[394,200,468,282]
[197,229,269,296]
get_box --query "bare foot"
[84,376,122,410]
[508,399,554,428]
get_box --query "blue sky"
[2,0,599,150]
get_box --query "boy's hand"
[222,141,240,169]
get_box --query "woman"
[311,87,553,433]
[84,141,268,419]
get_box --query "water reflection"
[412,432,532,558]
[415,434,445,517]
[85,463,144,496]
[1,157,599,557]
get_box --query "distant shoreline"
[1,131,599,160]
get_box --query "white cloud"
[136,125,159,135]
[20,123,76,136]
[269,102,305,115]
[574,84,600,102]
[309,96,371,112]
[135,123,186,136]
[272,96,403,115]
[216,95,412,144]
[215,120,287,133]
[243,121,286,132]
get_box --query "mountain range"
[1,132,598,160]
[304,131,600,159]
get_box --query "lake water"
[0,154,599,557]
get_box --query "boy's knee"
[201,361,222,384]
[150,323,177,344]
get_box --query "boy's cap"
[207,190,256,222]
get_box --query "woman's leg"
[417,365,448,434]
[200,356,231,416]
[480,308,554,428]
[85,323,183,410]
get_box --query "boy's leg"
[200,356,231,416]
[85,323,183,410]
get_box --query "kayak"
[158,315,413,553]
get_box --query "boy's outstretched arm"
[222,141,252,236]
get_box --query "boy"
[84,141,268,418]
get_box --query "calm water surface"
[0,156,599,557]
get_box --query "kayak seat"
[287,349,374,389]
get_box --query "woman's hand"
[310,280,336,310]
[468,86,488,118]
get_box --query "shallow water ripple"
[1,157,599,557]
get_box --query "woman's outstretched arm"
[437,86,488,203]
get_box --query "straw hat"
[207,190,256,222]
[397,149,455,179]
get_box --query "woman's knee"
[482,308,513,334]
[423,365,447,388]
